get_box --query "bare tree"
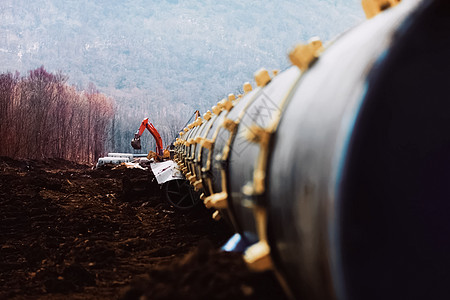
[0,67,115,164]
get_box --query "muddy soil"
[0,157,286,300]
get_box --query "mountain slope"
[0,0,364,152]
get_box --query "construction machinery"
[174,0,450,299]
[131,118,164,157]
[128,116,202,209]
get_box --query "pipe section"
[174,1,450,299]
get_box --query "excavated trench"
[0,157,285,300]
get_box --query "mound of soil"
[0,157,285,299]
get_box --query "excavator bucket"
[131,134,142,150]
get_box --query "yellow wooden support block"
[195,118,203,126]
[195,136,202,144]
[244,241,273,272]
[188,174,196,184]
[201,138,213,149]
[212,210,222,221]
[212,105,222,115]
[243,82,252,94]
[289,37,324,71]
[218,99,226,108]
[223,118,238,132]
[203,192,228,209]
[193,180,203,191]
[203,110,212,121]
[228,93,236,101]
[362,0,401,19]
[308,36,323,51]
[221,98,234,111]
[254,68,271,87]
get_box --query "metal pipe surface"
[174,1,450,298]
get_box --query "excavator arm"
[131,118,164,156]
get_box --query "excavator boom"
[131,118,164,156]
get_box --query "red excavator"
[131,111,200,161]
[130,112,202,209]
[131,118,164,156]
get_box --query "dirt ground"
[0,157,286,300]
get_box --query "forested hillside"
[0,0,364,155]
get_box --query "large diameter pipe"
[175,0,450,299]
